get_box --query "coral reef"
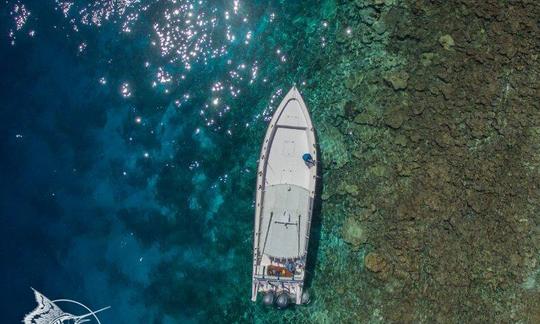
[272,0,540,322]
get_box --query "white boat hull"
[251,86,317,306]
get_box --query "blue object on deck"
[302,153,314,164]
[286,261,295,273]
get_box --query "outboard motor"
[262,291,275,306]
[301,291,311,305]
[275,292,290,309]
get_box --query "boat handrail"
[253,276,303,283]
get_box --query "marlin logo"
[23,288,110,324]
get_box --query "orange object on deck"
[267,265,293,277]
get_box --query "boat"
[251,86,318,308]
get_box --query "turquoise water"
[1,0,335,322]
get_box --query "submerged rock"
[384,106,408,129]
[384,71,409,90]
[342,217,367,247]
[394,134,408,146]
[369,164,387,177]
[439,34,455,50]
[420,52,435,66]
[344,183,359,196]
[360,7,378,26]
[354,104,380,126]
[364,252,388,273]
[372,21,386,35]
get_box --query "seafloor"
[1,0,539,323]
[290,0,540,322]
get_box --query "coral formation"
[270,0,540,322]
[342,216,367,248]
[438,34,455,50]
[364,252,388,274]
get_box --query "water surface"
[0,1,333,322]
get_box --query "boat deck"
[252,86,317,305]
[259,184,310,259]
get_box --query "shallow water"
[0,1,332,322]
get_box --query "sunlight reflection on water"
[8,0,286,135]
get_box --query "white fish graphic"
[23,288,109,324]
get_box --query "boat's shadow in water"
[303,130,323,295]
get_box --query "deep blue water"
[0,1,329,322]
